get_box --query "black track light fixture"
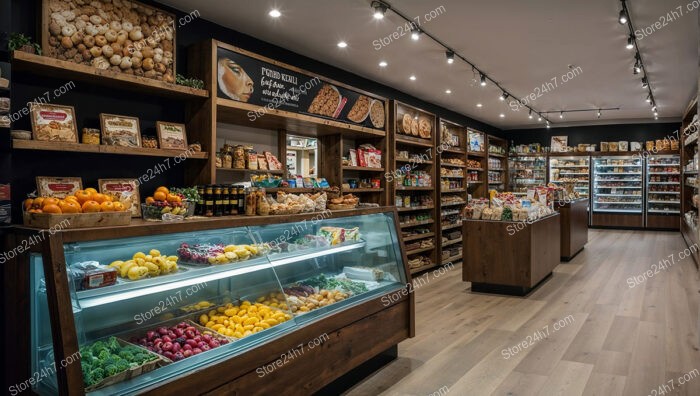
[499,92,508,101]
[480,74,486,87]
[642,77,648,88]
[445,50,455,64]
[626,35,634,50]
[372,1,387,19]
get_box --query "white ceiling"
[161,0,698,130]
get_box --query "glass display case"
[28,210,409,395]
[549,156,590,198]
[592,156,643,213]
[508,155,547,195]
[646,154,681,215]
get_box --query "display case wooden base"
[590,212,643,229]
[463,214,560,296]
[645,214,680,230]
[554,199,588,261]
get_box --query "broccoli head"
[97,349,111,361]
[106,337,120,353]
[115,359,130,372]
[91,368,105,383]
[104,364,120,377]
[90,341,106,352]
[118,350,135,361]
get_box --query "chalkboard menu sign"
[216,46,386,130]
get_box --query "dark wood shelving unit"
[486,134,508,193]
[681,97,699,268]
[437,118,467,268]
[391,100,438,273]
[466,128,488,199]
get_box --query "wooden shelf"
[441,223,462,231]
[395,136,434,148]
[265,187,329,193]
[466,167,484,171]
[400,219,434,228]
[397,205,435,212]
[395,186,434,191]
[442,163,466,168]
[410,261,439,275]
[442,148,466,154]
[488,152,506,158]
[342,166,385,172]
[344,188,384,193]
[12,51,209,99]
[217,168,284,174]
[467,151,486,158]
[396,158,434,165]
[406,246,436,256]
[12,139,209,159]
[441,238,462,247]
[402,232,435,242]
[440,201,466,207]
[441,189,465,193]
[442,254,462,264]
[217,98,386,138]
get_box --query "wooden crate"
[23,210,131,229]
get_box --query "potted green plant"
[8,33,41,55]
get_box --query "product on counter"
[24,187,129,214]
[69,261,118,290]
[108,249,179,280]
[343,266,385,281]
[200,299,292,338]
[284,288,349,313]
[142,186,190,218]
[131,322,230,361]
[80,336,161,390]
[176,243,267,265]
[299,274,369,295]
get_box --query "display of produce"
[508,155,546,195]
[177,243,265,265]
[549,157,590,198]
[24,187,128,214]
[592,156,643,213]
[647,155,681,214]
[80,337,162,391]
[199,300,292,338]
[142,186,193,220]
[107,249,179,280]
[131,322,231,359]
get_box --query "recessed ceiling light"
[269,9,281,18]
[409,75,416,81]
[445,89,452,94]
[499,113,505,118]
[337,41,348,48]
[378,61,387,67]
[476,103,483,108]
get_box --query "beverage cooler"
[646,154,681,229]
[508,155,547,196]
[548,156,590,199]
[591,155,644,228]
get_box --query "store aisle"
[345,230,700,396]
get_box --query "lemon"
[108,260,124,269]
[133,252,146,260]
[149,249,161,257]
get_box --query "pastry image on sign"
[98,179,141,217]
[36,176,83,199]
[218,58,254,102]
[401,113,412,134]
[411,118,419,136]
[308,84,342,118]
[156,121,188,150]
[347,95,371,123]
[418,117,432,139]
[100,114,141,147]
[30,103,78,142]
[369,99,385,129]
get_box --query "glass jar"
[82,128,101,145]
[233,145,246,169]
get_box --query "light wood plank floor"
[345,229,700,396]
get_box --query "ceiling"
[161,0,698,130]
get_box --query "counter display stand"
[554,199,588,261]
[463,214,560,296]
[8,208,414,395]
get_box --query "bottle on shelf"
[205,185,214,217]
[214,185,223,217]
[221,185,231,216]
[196,185,205,216]
[229,185,239,215]
[237,187,246,215]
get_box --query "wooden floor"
[345,229,700,396]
